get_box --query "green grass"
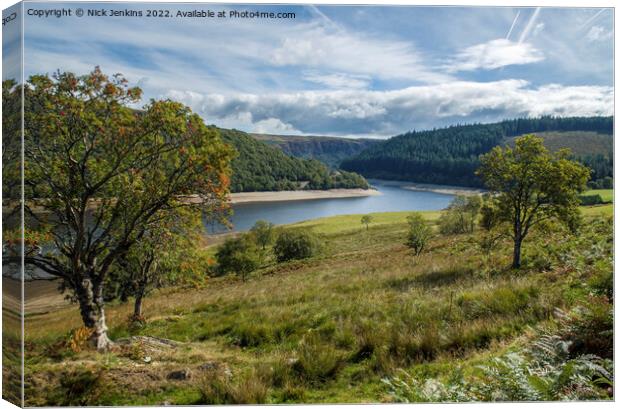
[585,189,613,203]
[22,208,612,405]
[581,203,613,217]
[292,210,441,235]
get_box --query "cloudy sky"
[3,2,614,138]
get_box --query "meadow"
[21,203,613,405]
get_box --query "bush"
[578,194,604,205]
[438,195,481,235]
[215,234,261,280]
[293,331,344,384]
[406,213,433,256]
[273,230,320,262]
[250,220,275,250]
[49,368,103,406]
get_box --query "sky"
[2,2,614,138]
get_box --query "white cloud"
[586,26,613,42]
[303,72,371,90]
[168,80,613,137]
[269,23,451,83]
[254,118,301,134]
[447,39,544,72]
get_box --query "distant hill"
[341,116,613,188]
[505,131,612,157]
[250,133,380,168]
[218,128,369,193]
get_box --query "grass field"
[586,189,614,203]
[22,205,612,405]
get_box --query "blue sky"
[3,2,614,138]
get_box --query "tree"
[250,220,275,250]
[108,209,205,320]
[406,213,432,256]
[438,195,482,235]
[477,134,589,268]
[361,215,373,231]
[215,234,261,281]
[6,68,233,350]
[273,230,320,262]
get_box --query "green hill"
[341,116,613,187]
[218,128,369,192]
[22,206,612,404]
[250,133,380,168]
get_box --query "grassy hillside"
[341,116,613,187]
[22,205,612,405]
[505,131,612,158]
[251,133,380,168]
[218,128,369,192]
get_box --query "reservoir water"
[212,180,455,232]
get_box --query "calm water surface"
[209,180,454,232]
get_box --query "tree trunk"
[133,292,144,318]
[512,237,522,269]
[76,278,112,351]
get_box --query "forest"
[219,128,369,192]
[341,116,613,187]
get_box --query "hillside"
[341,116,613,187]
[250,133,380,168]
[22,205,612,405]
[217,128,369,192]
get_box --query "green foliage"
[406,213,433,255]
[220,128,368,192]
[341,116,612,187]
[250,220,275,250]
[215,234,262,281]
[385,311,613,402]
[578,194,604,205]
[106,208,208,317]
[252,132,379,168]
[477,135,590,268]
[361,215,373,230]
[273,230,320,262]
[587,176,613,190]
[292,331,344,384]
[438,195,481,235]
[12,67,233,347]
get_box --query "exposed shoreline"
[229,188,381,204]
[370,180,485,196]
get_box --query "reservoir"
[211,180,455,232]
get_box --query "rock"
[167,369,192,381]
[198,361,221,372]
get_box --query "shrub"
[406,213,432,256]
[215,234,261,280]
[578,194,604,205]
[198,368,268,404]
[250,220,275,250]
[438,195,481,235]
[49,368,104,406]
[384,302,614,402]
[273,230,320,262]
[361,215,373,230]
[293,331,344,384]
